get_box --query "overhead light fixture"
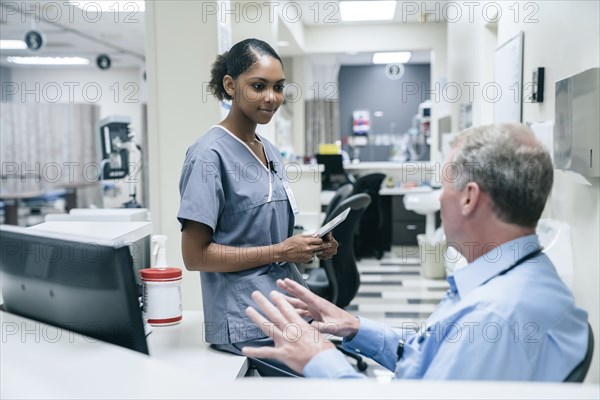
[277,41,290,47]
[372,52,412,64]
[0,40,27,50]
[68,1,145,12]
[7,56,90,65]
[340,1,396,22]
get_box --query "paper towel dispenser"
[554,67,600,177]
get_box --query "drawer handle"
[406,224,417,230]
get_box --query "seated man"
[241,123,589,380]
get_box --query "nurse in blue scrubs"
[178,38,338,375]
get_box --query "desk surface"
[2,310,598,399]
[1,310,247,399]
[146,311,248,378]
[344,161,434,172]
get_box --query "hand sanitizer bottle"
[140,235,183,326]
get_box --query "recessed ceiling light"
[7,56,90,65]
[340,1,396,22]
[372,52,412,64]
[277,41,290,47]
[68,1,145,12]
[0,40,27,50]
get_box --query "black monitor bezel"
[0,226,149,355]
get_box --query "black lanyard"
[480,247,543,287]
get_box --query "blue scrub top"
[178,125,304,344]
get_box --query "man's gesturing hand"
[241,290,335,374]
[277,278,360,338]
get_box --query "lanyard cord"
[480,247,543,287]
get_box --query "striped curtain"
[304,100,340,156]
[303,55,341,156]
[0,103,102,207]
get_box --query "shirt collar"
[448,234,541,298]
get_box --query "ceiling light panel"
[68,1,145,12]
[0,40,27,50]
[7,56,90,65]
[340,1,396,22]
[372,52,412,64]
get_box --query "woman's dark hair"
[208,38,283,101]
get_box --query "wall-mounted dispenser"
[554,67,599,178]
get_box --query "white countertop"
[26,220,153,246]
[0,310,247,399]
[344,161,434,172]
[146,311,249,378]
[45,208,150,222]
[1,310,598,399]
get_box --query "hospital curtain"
[303,55,341,156]
[304,100,340,156]
[0,103,103,207]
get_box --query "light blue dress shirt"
[304,235,589,380]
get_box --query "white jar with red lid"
[140,267,182,326]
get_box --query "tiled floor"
[346,252,449,379]
[352,255,448,325]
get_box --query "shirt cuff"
[342,317,386,357]
[303,348,364,379]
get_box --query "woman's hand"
[278,234,333,264]
[315,232,338,260]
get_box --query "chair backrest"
[564,322,594,382]
[351,172,386,196]
[323,183,354,224]
[351,172,387,259]
[321,193,371,308]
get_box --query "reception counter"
[2,309,598,399]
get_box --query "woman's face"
[230,55,285,125]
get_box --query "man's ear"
[461,182,481,217]
[223,75,235,98]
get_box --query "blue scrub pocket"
[230,263,304,343]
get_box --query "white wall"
[145,1,221,311]
[446,1,600,383]
[446,15,497,131]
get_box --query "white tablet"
[315,207,351,237]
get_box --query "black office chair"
[564,322,594,382]
[323,183,354,224]
[305,194,371,372]
[351,172,386,260]
[316,154,355,191]
[307,193,371,305]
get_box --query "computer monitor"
[0,225,149,355]
[316,154,352,190]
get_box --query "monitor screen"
[316,154,345,174]
[0,225,149,355]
